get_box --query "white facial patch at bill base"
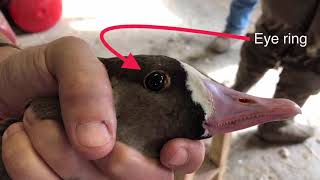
[179,62,214,137]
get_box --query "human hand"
[0,36,205,179]
[3,108,204,179]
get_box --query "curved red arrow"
[100,24,251,70]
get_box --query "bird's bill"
[202,79,301,135]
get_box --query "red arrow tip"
[121,53,141,70]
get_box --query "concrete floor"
[16,0,320,179]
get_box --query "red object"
[8,0,62,33]
[100,24,251,70]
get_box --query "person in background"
[210,0,259,53]
[232,0,320,143]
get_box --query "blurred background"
[6,0,320,179]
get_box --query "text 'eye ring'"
[144,71,170,91]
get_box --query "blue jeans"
[225,0,259,34]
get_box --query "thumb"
[44,37,117,159]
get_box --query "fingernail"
[168,148,189,166]
[76,122,111,147]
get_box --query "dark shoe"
[257,121,314,144]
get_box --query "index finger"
[95,142,173,180]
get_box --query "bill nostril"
[238,98,256,104]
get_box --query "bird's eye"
[144,71,169,91]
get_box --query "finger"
[2,122,59,180]
[23,108,106,180]
[160,138,205,174]
[45,36,116,159]
[95,142,173,180]
[0,44,58,118]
